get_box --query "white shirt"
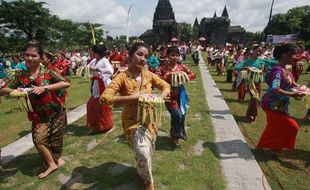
[88,57,114,98]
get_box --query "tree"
[264,6,310,41]
[245,32,265,44]
[179,22,192,43]
[0,0,53,42]
[0,31,9,52]
[0,0,107,51]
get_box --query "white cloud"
[35,0,309,36]
[39,0,128,36]
[170,0,309,32]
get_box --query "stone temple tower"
[152,0,179,44]
[199,6,231,45]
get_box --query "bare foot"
[38,164,58,179]
[145,181,154,190]
[88,130,100,135]
[57,158,65,168]
[248,116,256,124]
[172,137,180,145]
[303,115,310,121]
[103,127,114,134]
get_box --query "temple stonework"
[140,0,179,46]
[197,6,246,45]
[140,2,246,45]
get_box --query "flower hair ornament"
[132,39,145,44]
[28,40,40,45]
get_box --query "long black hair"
[167,45,180,55]
[273,43,296,60]
[92,44,107,57]
[24,41,44,58]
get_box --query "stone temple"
[140,0,179,46]
[196,6,246,45]
[139,1,246,45]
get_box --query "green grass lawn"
[0,76,90,147]
[202,52,310,190]
[0,57,226,190]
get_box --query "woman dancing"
[100,41,170,190]
[156,45,196,145]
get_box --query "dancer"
[257,44,304,151]
[0,42,70,178]
[226,49,235,83]
[86,44,114,134]
[234,46,265,122]
[100,41,170,190]
[156,45,196,145]
[147,48,160,73]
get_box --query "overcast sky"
[36,0,309,37]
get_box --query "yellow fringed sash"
[247,67,262,100]
[171,72,190,87]
[10,89,33,112]
[296,61,305,70]
[77,66,91,78]
[136,94,165,127]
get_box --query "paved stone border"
[0,104,86,165]
[198,54,271,190]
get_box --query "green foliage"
[0,31,9,52]
[0,0,51,41]
[245,31,265,44]
[192,27,199,41]
[179,22,192,43]
[0,0,106,51]
[264,6,310,41]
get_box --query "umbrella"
[171,37,178,42]
[198,37,206,41]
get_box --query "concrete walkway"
[0,104,86,165]
[198,54,271,190]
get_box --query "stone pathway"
[87,139,99,151]
[58,173,83,189]
[108,163,131,176]
[0,104,87,165]
[198,54,271,190]
[193,140,205,156]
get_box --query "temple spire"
[221,5,229,18]
[193,17,199,27]
[153,0,175,22]
[213,11,217,18]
